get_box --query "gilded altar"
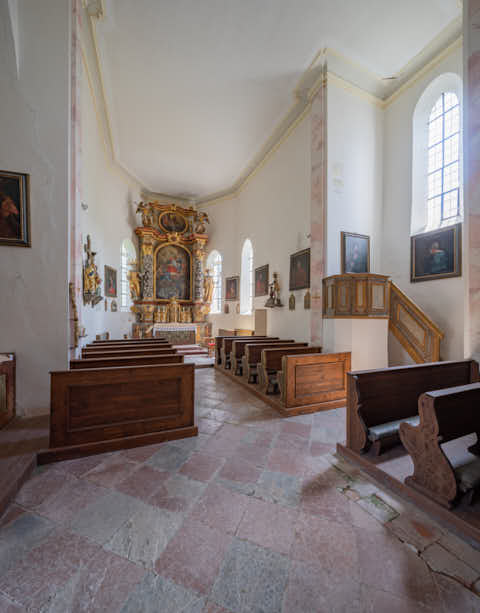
[131,202,210,337]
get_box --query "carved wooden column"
[140,239,154,300]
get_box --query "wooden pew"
[258,346,322,393]
[86,342,171,350]
[217,336,267,367]
[38,363,196,464]
[92,338,167,344]
[70,354,183,370]
[242,342,307,383]
[231,338,292,376]
[278,352,351,412]
[400,383,480,508]
[346,360,479,456]
[81,347,176,359]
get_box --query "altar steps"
[173,345,214,368]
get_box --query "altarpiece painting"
[155,244,192,301]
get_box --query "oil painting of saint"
[159,211,187,234]
[341,232,370,274]
[411,224,461,282]
[255,264,269,297]
[155,244,191,300]
[289,249,310,291]
[0,171,30,247]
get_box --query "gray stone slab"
[120,572,205,613]
[68,490,143,545]
[0,513,54,575]
[421,543,479,588]
[147,445,192,471]
[166,434,210,453]
[105,502,182,568]
[253,470,302,508]
[211,538,289,613]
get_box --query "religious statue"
[265,272,283,308]
[127,270,141,300]
[203,268,214,306]
[194,211,209,234]
[167,296,181,323]
[83,235,102,306]
[136,202,154,227]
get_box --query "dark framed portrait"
[411,223,462,282]
[104,266,117,297]
[341,232,370,274]
[254,264,269,297]
[0,170,31,247]
[225,276,239,301]
[159,211,187,234]
[289,248,310,291]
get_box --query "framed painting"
[255,264,269,297]
[411,223,462,282]
[289,248,310,291]
[341,232,370,273]
[0,170,30,247]
[104,266,117,297]
[159,211,187,234]
[154,243,192,301]
[225,276,239,301]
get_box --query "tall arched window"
[240,239,253,315]
[427,92,460,229]
[206,250,222,314]
[120,238,137,312]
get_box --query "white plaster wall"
[381,46,465,361]
[0,0,70,415]
[323,319,389,371]
[326,78,384,275]
[78,58,142,345]
[202,116,311,341]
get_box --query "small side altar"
[130,202,213,341]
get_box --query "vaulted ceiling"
[94,0,461,201]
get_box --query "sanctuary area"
[2,1,480,611]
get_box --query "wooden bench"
[242,342,307,384]
[37,363,196,464]
[346,360,479,456]
[278,352,351,411]
[92,337,167,344]
[400,383,480,508]
[231,338,290,376]
[82,347,175,359]
[86,342,171,351]
[258,346,321,393]
[218,336,268,368]
[70,354,183,369]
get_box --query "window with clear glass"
[240,239,253,315]
[120,238,136,311]
[206,250,222,314]
[427,92,461,229]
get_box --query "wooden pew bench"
[231,338,292,376]
[242,342,307,384]
[82,347,175,359]
[219,336,268,369]
[346,360,479,456]
[70,354,183,369]
[258,346,321,393]
[215,335,267,366]
[86,341,170,349]
[38,363,196,464]
[92,337,167,344]
[400,383,480,508]
[278,352,351,411]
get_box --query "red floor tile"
[179,452,223,482]
[190,483,251,533]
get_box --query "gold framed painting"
[255,264,269,297]
[225,276,239,301]
[289,249,310,291]
[104,266,117,297]
[341,232,370,273]
[0,170,31,247]
[411,223,461,282]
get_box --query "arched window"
[120,238,137,312]
[427,92,460,229]
[240,239,253,315]
[206,250,222,314]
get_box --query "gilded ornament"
[289,293,296,310]
[136,202,154,227]
[83,235,102,307]
[304,290,311,310]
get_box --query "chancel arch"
[240,238,253,315]
[411,73,463,235]
[206,249,222,314]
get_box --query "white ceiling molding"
[84,1,462,206]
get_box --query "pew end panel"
[259,346,321,393]
[38,363,196,464]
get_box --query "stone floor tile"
[386,512,443,553]
[300,477,353,525]
[236,497,297,555]
[115,464,170,502]
[190,482,252,534]
[356,494,399,524]
[360,584,437,613]
[83,455,139,488]
[179,452,224,482]
[147,443,193,471]
[120,572,205,613]
[218,456,262,484]
[35,477,106,524]
[55,452,114,478]
[254,470,302,508]
[120,442,166,462]
[421,543,479,587]
[167,434,210,453]
[0,504,25,529]
[215,477,256,497]
[216,423,251,442]
[273,432,310,454]
[105,501,182,568]
[201,435,241,459]
[280,420,312,439]
[155,519,232,594]
[292,512,358,580]
[42,548,146,613]
[438,532,480,574]
[232,441,270,467]
[211,538,289,613]
[0,594,25,612]
[309,441,335,457]
[198,418,224,435]
[14,468,67,509]
[282,560,363,613]
[149,474,206,513]
[241,427,275,447]
[0,513,54,575]
[266,448,308,476]
[434,573,480,612]
[68,490,144,545]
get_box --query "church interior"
[3,0,480,610]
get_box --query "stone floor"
[1,368,480,612]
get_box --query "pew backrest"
[82,347,176,359]
[245,343,308,366]
[92,338,167,344]
[232,338,288,359]
[261,346,321,372]
[215,335,267,364]
[70,354,184,370]
[86,342,170,350]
